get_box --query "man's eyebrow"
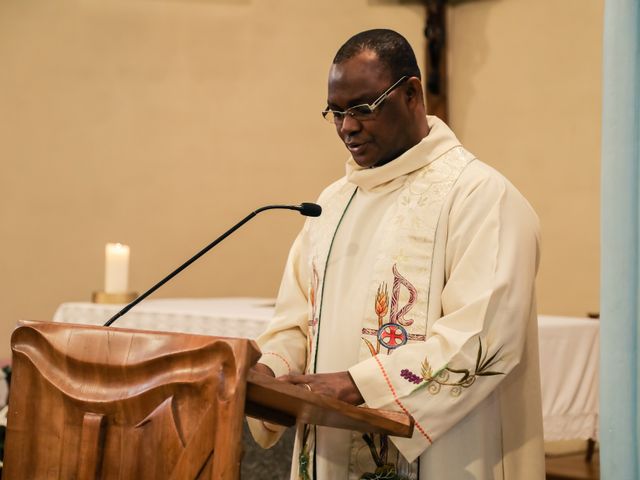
[346,96,372,107]
[327,93,377,110]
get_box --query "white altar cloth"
[537,315,599,441]
[52,300,599,442]
[52,297,274,339]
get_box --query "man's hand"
[251,363,276,377]
[278,371,364,406]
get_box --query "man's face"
[326,50,414,168]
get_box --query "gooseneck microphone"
[103,202,321,327]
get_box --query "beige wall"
[0,0,602,358]
[0,0,425,358]
[447,0,603,316]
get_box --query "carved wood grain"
[77,413,106,480]
[4,320,413,479]
[4,320,260,480]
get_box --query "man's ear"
[404,77,425,107]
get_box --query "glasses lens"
[348,104,375,120]
[322,110,335,123]
[323,110,348,124]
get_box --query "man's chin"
[352,151,381,169]
[350,146,397,169]
[354,155,395,169]
[353,157,375,168]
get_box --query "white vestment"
[249,116,545,480]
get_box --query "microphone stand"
[104,204,312,327]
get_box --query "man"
[250,29,545,479]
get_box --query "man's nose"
[339,114,361,136]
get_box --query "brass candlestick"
[92,291,138,305]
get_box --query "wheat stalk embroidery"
[400,338,504,397]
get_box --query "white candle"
[105,243,130,294]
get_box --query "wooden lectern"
[3,321,413,479]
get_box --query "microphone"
[103,202,321,327]
[298,202,322,217]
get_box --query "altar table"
[52,299,599,442]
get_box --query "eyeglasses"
[322,76,409,124]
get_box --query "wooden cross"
[423,0,449,122]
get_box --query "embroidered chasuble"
[248,116,545,480]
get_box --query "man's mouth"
[346,142,367,155]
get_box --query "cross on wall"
[423,0,448,122]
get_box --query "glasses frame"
[322,76,409,124]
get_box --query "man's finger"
[278,374,311,384]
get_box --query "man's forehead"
[327,51,392,105]
[329,50,390,84]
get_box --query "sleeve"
[247,226,311,448]
[348,172,540,462]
